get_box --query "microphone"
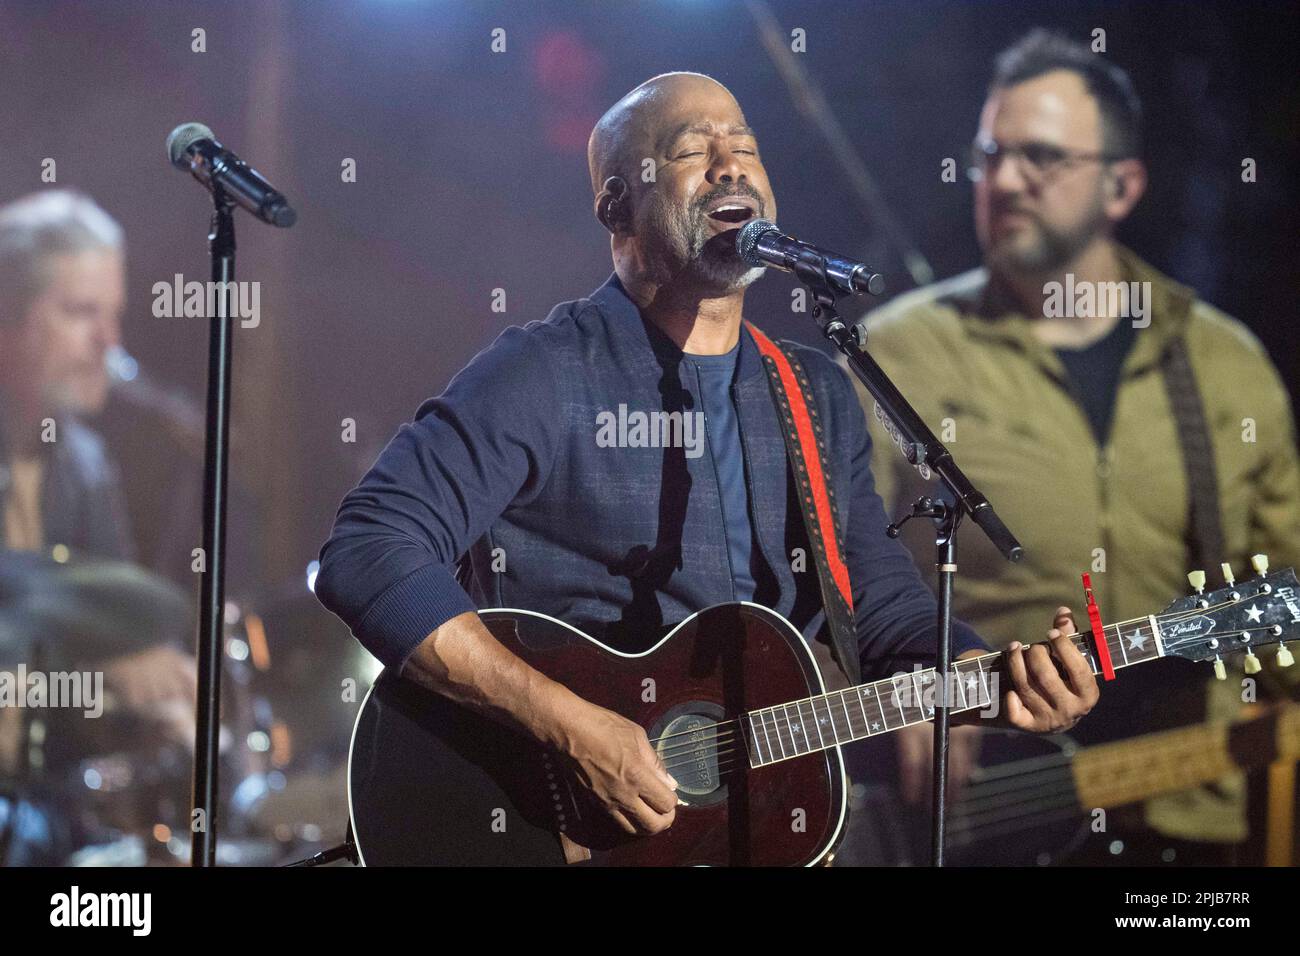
[736,219,884,296]
[166,123,297,227]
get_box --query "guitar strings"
[655,597,1271,777]
[956,792,1088,833]
[651,593,1256,751]
[949,714,1263,832]
[557,598,1279,837]
[664,746,1161,833]
[667,709,1269,839]
[655,726,736,751]
[947,806,1085,847]
[655,728,738,760]
[665,699,1261,796]
[656,617,1283,851]
[651,722,739,746]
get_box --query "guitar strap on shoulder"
[746,322,860,684]
[1159,336,1225,574]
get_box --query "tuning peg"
[1244,650,1262,674]
[1252,554,1269,576]
[1221,563,1236,586]
[1188,570,1207,594]
[1278,644,1294,668]
[1212,656,1227,680]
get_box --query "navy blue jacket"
[315,274,988,678]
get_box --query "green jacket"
[850,246,1300,843]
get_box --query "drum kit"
[0,550,366,866]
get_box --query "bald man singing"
[316,72,1097,844]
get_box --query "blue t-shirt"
[685,340,757,602]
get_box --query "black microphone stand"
[191,185,237,867]
[790,261,1023,867]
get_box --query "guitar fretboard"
[743,617,1165,768]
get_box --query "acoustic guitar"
[348,559,1300,865]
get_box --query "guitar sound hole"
[652,703,730,805]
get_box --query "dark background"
[1,0,1295,589]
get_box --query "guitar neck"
[1072,720,1232,810]
[1072,703,1300,808]
[743,617,1164,768]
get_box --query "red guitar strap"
[746,321,859,683]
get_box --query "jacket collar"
[586,272,767,383]
[962,245,1197,380]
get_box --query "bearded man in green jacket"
[850,30,1300,864]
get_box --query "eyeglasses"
[967,139,1124,185]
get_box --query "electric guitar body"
[348,602,848,866]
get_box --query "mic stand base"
[283,822,359,867]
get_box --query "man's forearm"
[398,610,583,750]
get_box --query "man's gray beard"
[682,223,766,292]
[642,205,768,292]
[693,252,766,291]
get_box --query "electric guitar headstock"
[1154,554,1299,678]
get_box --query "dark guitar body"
[348,602,847,866]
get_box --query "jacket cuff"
[952,620,992,658]
[355,563,478,670]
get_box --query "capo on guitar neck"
[1082,573,1116,681]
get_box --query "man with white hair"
[0,191,195,818]
[0,189,133,557]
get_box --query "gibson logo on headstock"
[1275,586,1300,624]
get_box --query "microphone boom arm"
[801,277,1024,564]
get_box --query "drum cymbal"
[0,551,190,662]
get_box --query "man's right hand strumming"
[550,701,678,836]
[400,610,677,837]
